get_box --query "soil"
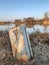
[0,31,49,65]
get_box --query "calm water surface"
[0,24,49,33]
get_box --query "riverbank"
[0,31,49,65]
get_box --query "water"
[0,24,49,33]
[0,24,15,31]
[26,25,49,34]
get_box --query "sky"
[0,0,49,21]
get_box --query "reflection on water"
[0,24,15,31]
[0,24,49,33]
[27,25,49,34]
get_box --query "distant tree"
[44,12,49,20]
[14,19,22,26]
[24,17,35,26]
[24,17,34,22]
[15,19,21,23]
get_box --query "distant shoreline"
[0,17,49,27]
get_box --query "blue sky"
[0,0,49,21]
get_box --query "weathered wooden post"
[9,25,33,62]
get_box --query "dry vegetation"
[0,12,49,65]
[0,31,49,65]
